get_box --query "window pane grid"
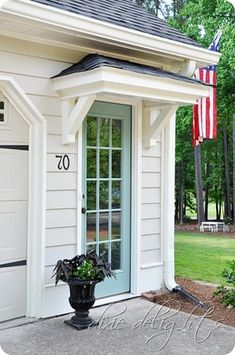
[85,115,123,269]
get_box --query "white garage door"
[0,146,28,322]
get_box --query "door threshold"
[94,293,140,308]
[0,317,38,331]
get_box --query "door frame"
[0,76,46,319]
[77,95,142,296]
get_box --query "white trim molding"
[53,66,210,145]
[61,95,96,144]
[0,75,47,318]
[142,105,178,147]
[0,0,221,67]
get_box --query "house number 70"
[55,154,70,171]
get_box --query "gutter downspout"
[163,60,208,308]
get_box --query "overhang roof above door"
[52,54,210,101]
[52,54,210,145]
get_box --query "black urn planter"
[64,278,100,330]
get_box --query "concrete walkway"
[0,298,234,355]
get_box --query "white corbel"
[143,105,178,148]
[61,95,96,144]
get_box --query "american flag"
[192,30,222,146]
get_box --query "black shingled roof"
[53,54,206,87]
[30,0,200,48]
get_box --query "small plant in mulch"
[213,260,235,308]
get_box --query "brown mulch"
[142,277,235,327]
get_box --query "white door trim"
[0,75,47,318]
[77,96,142,296]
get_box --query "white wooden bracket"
[143,105,178,148]
[61,95,96,144]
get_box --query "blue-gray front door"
[83,101,131,297]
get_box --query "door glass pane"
[100,181,109,210]
[100,150,109,178]
[111,242,121,269]
[99,212,109,241]
[100,118,109,147]
[87,181,96,211]
[99,243,109,262]
[87,243,96,254]
[87,117,97,146]
[112,181,121,209]
[87,149,96,178]
[87,213,96,242]
[112,120,122,148]
[112,212,121,240]
[112,150,121,178]
[0,113,4,122]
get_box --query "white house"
[0,0,220,322]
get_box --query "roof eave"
[52,67,211,105]
[1,0,221,67]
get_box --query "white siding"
[141,140,162,271]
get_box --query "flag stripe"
[192,30,221,146]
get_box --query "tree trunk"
[204,162,210,221]
[233,113,235,222]
[179,161,184,225]
[194,145,204,225]
[222,122,231,218]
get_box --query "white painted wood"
[46,191,77,210]
[141,234,161,251]
[2,72,58,98]
[0,35,84,63]
[141,203,161,219]
[141,249,161,265]
[0,201,27,262]
[0,103,28,142]
[130,100,142,295]
[0,0,220,68]
[46,209,77,229]
[29,95,61,116]
[0,100,28,321]
[47,135,77,153]
[0,75,47,320]
[62,95,96,144]
[139,267,163,293]
[142,157,161,172]
[46,116,61,135]
[142,172,161,188]
[47,172,77,191]
[141,188,161,204]
[0,150,28,201]
[0,50,71,78]
[46,227,77,247]
[142,142,161,157]
[47,153,77,172]
[141,219,161,235]
[45,244,77,266]
[0,266,26,322]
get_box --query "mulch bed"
[142,277,235,327]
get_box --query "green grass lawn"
[175,232,235,284]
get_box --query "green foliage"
[53,250,116,285]
[171,0,235,222]
[73,260,97,280]
[213,260,235,307]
